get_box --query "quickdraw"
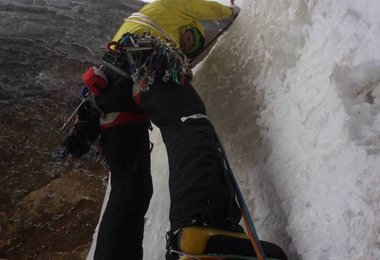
[103,33,192,89]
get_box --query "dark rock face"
[0,0,143,258]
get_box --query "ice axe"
[60,87,90,131]
[190,0,240,66]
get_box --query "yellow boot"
[166,226,287,260]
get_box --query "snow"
[88,0,380,259]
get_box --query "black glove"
[64,134,91,158]
[55,100,101,159]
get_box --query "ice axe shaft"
[60,94,88,131]
[190,15,237,66]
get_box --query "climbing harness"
[102,33,192,99]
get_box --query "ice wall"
[192,0,380,259]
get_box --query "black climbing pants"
[141,80,242,231]
[92,65,152,260]
[93,78,241,260]
[94,123,152,260]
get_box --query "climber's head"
[180,27,205,59]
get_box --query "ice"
[179,0,380,259]
[331,62,380,150]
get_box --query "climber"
[60,0,287,259]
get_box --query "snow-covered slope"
[141,0,380,259]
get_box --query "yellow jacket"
[112,0,233,47]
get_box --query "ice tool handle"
[60,90,89,132]
[189,2,240,66]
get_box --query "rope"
[211,124,266,260]
[126,12,178,46]
[179,113,267,259]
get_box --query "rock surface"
[0,0,143,258]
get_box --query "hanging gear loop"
[102,32,193,107]
[60,32,192,135]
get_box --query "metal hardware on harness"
[103,33,192,90]
[103,61,131,79]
